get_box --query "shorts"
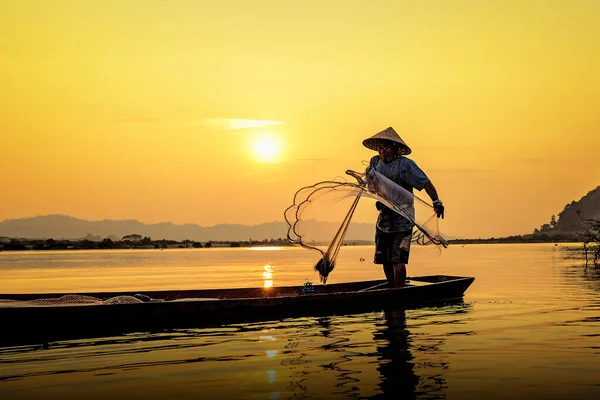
[374,229,412,265]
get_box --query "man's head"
[362,127,411,159]
[376,140,401,162]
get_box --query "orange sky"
[1,0,599,238]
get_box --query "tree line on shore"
[0,235,293,251]
[0,227,590,249]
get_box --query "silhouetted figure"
[363,127,445,287]
[371,310,420,399]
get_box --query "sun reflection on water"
[263,264,274,288]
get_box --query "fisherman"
[363,127,445,287]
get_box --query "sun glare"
[262,264,274,288]
[250,135,282,163]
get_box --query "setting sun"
[250,135,282,163]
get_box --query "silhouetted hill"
[0,215,377,242]
[555,186,600,232]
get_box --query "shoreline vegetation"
[0,229,597,268]
[2,227,595,268]
[0,232,585,252]
[0,236,291,251]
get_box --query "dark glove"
[433,202,445,219]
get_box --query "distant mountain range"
[3,186,597,243]
[0,214,377,243]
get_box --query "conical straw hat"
[362,127,412,155]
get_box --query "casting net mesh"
[285,168,447,283]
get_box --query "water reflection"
[317,315,332,337]
[262,264,274,288]
[274,308,457,399]
[372,304,474,399]
[371,310,422,399]
[561,262,600,293]
[581,265,600,291]
[0,305,475,399]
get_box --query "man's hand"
[434,203,445,219]
[425,182,444,219]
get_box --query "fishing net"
[0,295,145,307]
[285,168,447,283]
[0,295,221,307]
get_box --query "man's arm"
[424,181,444,219]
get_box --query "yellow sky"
[1,0,599,238]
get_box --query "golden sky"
[1,0,599,238]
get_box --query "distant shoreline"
[0,236,583,251]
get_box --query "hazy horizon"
[0,212,565,241]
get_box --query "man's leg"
[392,232,411,288]
[375,229,395,286]
[393,263,407,287]
[383,263,395,287]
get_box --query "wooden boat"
[0,275,474,347]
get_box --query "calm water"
[0,244,598,399]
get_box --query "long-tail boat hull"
[0,275,474,347]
